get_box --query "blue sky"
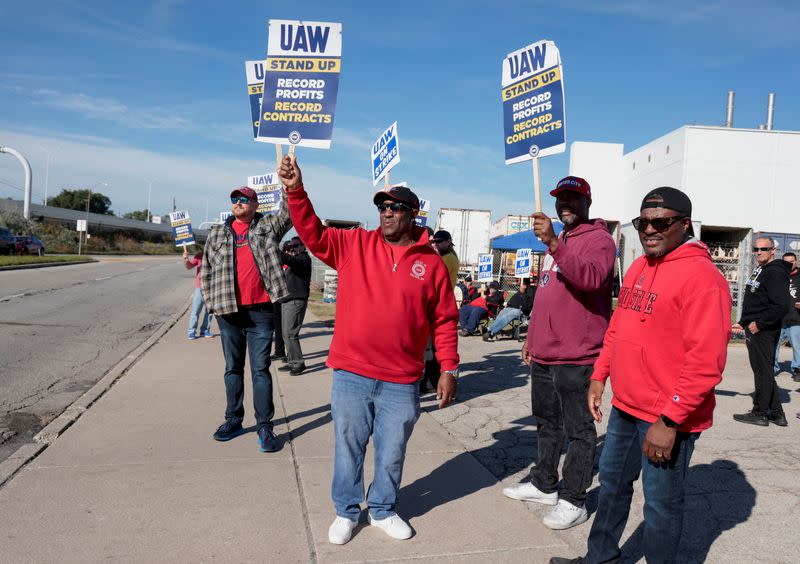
[1,0,798,229]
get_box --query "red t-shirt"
[231,219,270,306]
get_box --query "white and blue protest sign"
[219,211,232,223]
[371,121,400,186]
[247,172,282,215]
[169,210,195,247]
[245,60,266,139]
[478,253,494,282]
[515,248,532,278]
[257,19,342,149]
[415,198,431,227]
[501,39,566,165]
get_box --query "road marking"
[0,293,25,302]
[95,276,112,281]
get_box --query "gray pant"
[281,299,308,370]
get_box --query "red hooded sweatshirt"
[527,219,616,365]
[287,186,459,384]
[591,239,732,432]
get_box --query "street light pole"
[146,179,153,222]
[38,146,52,205]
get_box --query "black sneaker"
[270,352,286,361]
[733,410,769,426]
[277,364,292,372]
[769,411,788,427]
[792,369,800,382]
[550,558,584,564]
[213,421,245,441]
[258,427,281,453]
[482,332,494,342]
[289,365,306,376]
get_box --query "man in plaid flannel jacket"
[200,186,292,453]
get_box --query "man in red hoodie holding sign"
[504,176,616,530]
[550,187,732,564]
[278,155,459,546]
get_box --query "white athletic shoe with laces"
[502,482,558,505]
[543,499,588,530]
[328,516,358,545]
[368,513,413,540]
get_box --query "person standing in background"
[183,247,213,340]
[278,236,312,376]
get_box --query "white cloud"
[0,127,544,233]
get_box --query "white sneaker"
[543,499,588,530]
[368,513,413,540]
[328,516,358,545]
[502,482,558,505]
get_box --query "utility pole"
[146,179,153,222]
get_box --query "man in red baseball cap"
[200,184,292,453]
[504,175,616,531]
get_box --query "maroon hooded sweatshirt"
[527,218,616,365]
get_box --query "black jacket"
[739,259,791,330]
[281,250,312,301]
[507,286,536,316]
[784,269,800,327]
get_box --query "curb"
[0,259,97,271]
[0,297,192,489]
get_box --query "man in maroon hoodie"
[503,176,616,531]
[278,154,459,547]
[550,187,732,564]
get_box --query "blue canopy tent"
[490,222,564,252]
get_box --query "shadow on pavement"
[457,350,529,403]
[619,459,755,563]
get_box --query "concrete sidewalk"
[0,310,566,563]
[1,307,799,563]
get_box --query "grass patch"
[0,255,95,267]
[308,290,336,322]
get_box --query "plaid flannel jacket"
[200,191,292,315]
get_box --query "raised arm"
[279,154,352,269]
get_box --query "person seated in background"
[459,282,503,336]
[457,275,478,305]
[483,278,536,341]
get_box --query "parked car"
[0,228,15,255]
[14,235,45,256]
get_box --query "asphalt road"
[0,255,195,463]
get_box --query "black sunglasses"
[231,196,252,204]
[632,215,685,233]
[752,246,774,252]
[377,202,412,213]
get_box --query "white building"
[569,125,800,233]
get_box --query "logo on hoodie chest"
[617,285,658,315]
[410,260,427,281]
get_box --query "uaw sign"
[169,210,195,247]
[478,253,494,282]
[245,60,266,139]
[415,198,431,227]
[501,39,566,165]
[515,248,532,278]
[257,19,342,149]
[247,172,282,215]
[371,121,400,186]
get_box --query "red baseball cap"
[550,176,591,203]
[230,187,258,200]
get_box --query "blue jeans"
[188,287,213,335]
[216,305,275,430]
[774,324,800,373]
[331,370,420,520]
[459,305,486,332]
[488,307,522,336]
[586,408,699,564]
